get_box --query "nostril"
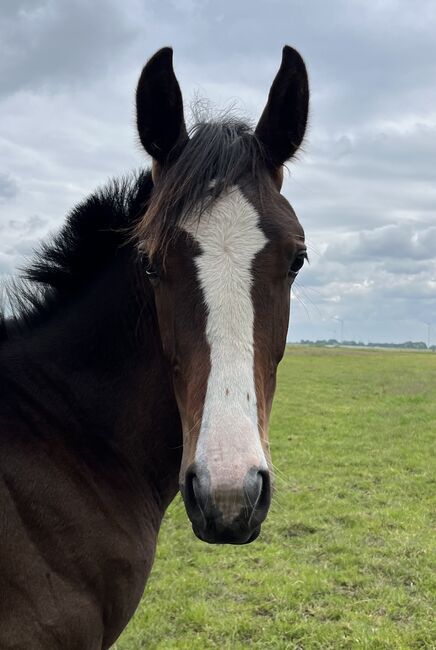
[184,469,198,511]
[256,470,271,510]
[244,468,271,519]
[182,468,207,526]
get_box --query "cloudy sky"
[1,0,435,343]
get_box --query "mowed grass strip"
[115,346,436,649]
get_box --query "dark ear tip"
[281,45,306,68]
[146,46,174,70]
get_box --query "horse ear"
[255,46,309,169]
[136,47,188,166]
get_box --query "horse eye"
[288,253,306,278]
[145,265,159,281]
[138,250,160,283]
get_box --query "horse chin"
[192,524,261,545]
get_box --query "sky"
[1,0,435,344]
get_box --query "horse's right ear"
[136,47,188,167]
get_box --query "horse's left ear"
[255,45,309,170]
[136,47,188,167]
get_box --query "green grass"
[114,346,436,649]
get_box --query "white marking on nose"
[183,187,268,516]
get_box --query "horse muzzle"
[180,464,271,545]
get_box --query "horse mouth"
[191,523,261,545]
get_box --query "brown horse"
[0,46,309,649]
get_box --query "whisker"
[293,283,323,319]
[168,417,201,450]
[304,240,322,258]
[291,287,312,321]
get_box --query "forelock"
[135,118,270,257]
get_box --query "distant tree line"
[298,339,436,351]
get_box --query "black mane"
[1,170,153,340]
[136,118,269,255]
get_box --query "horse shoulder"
[0,430,159,649]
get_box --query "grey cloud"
[7,237,41,258]
[7,214,47,233]
[0,0,137,96]
[0,252,14,274]
[379,258,433,276]
[0,173,18,202]
[324,225,436,262]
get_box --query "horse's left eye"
[288,253,307,278]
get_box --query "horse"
[0,45,309,649]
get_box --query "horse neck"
[1,249,182,510]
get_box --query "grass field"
[114,346,435,649]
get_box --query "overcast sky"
[1,0,435,343]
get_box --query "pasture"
[115,346,435,649]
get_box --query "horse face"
[149,181,306,544]
[136,46,309,544]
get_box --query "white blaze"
[183,187,268,515]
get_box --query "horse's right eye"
[145,265,159,281]
[138,250,160,284]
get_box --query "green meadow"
[115,346,435,649]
